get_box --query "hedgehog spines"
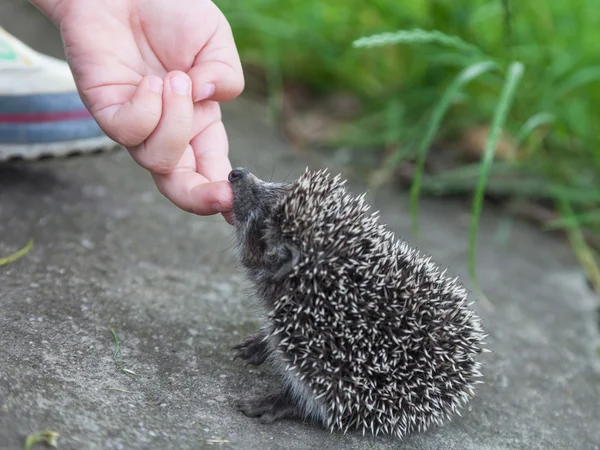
[233,168,486,439]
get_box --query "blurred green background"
[216,0,600,287]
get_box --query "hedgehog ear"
[265,242,300,281]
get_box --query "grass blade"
[553,66,600,99]
[108,327,136,376]
[468,62,524,293]
[556,197,600,293]
[543,210,600,230]
[409,61,498,237]
[353,28,483,55]
[516,112,556,146]
[0,239,33,267]
[24,430,59,450]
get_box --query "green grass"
[405,60,499,239]
[108,327,136,376]
[215,0,600,288]
[24,430,59,450]
[0,239,33,267]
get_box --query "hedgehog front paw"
[231,333,269,366]
[235,390,301,424]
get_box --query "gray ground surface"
[1,3,600,449]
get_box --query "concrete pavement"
[1,2,599,449]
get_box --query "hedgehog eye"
[265,242,300,281]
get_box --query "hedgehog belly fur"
[266,339,329,425]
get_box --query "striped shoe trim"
[0,109,92,124]
[0,92,91,114]
[0,118,107,144]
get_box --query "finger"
[129,71,194,175]
[188,16,244,103]
[191,101,232,183]
[93,75,163,147]
[152,169,233,217]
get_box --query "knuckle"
[147,159,176,175]
[204,101,222,118]
[232,73,245,96]
[116,129,146,148]
[163,104,194,129]
[111,113,159,148]
[171,114,194,129]
[221,62,245,97]
[136,103,162,123]
[134,151,176,175]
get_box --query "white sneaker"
[0,26,118,162]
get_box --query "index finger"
[151,144,233,215]
[153,172,233,216]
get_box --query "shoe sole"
[0,136,120,162]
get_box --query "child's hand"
[32,0,244,221]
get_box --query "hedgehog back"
[265,169,485,438]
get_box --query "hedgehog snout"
[230,167,264,228]
[228,167,249,183]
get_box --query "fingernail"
[148,76,163,94]
[194,83,215,102]
[170,74,191,95]
[211,202,223,213]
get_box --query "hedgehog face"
[229,168,296,277]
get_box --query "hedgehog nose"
[228,168,248,183]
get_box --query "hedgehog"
[227,166,486,439]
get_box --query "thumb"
[92,75,164,148]
[187,18,245,103]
